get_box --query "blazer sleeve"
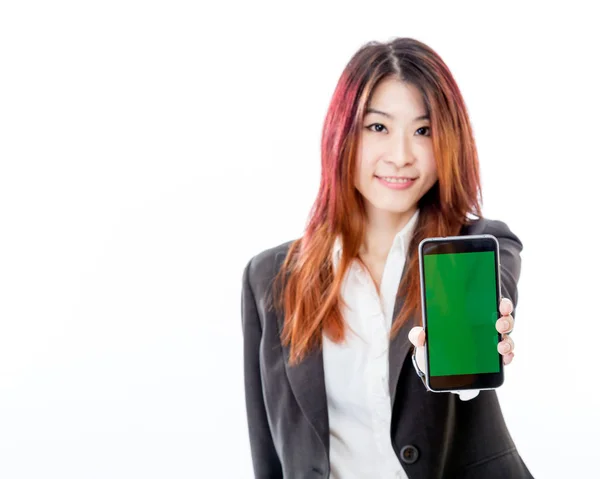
[485,219,524,319]
[241,258,283,478]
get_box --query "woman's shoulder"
[462,216,523,251]
[462,216,517,236]
[243,238,299,291]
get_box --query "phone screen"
[423,249,500,377]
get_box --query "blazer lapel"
[388,261,418,406]
[274,252,329,455]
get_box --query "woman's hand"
[408,297,516,372]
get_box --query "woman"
[241,37,533,478]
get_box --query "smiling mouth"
[375,175,417,183]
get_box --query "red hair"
[274,37,483,365]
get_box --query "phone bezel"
[417,233,504,392]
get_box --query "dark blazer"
[241,217,534,478]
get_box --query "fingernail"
[500,320,509,330]
[501,342,510,353]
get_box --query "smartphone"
[418,234,504,392]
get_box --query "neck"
[360,206,417,262]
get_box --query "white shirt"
[322,209,477,479]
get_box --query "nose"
[384,135,413,168]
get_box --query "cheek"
[423,155,438,183]
[354,155,375,183]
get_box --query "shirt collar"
[332,209,420,267]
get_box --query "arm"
[241,258,283,478]
[489,219,523,320]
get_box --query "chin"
[373,202,416,215]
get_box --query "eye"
[416,126,431,136]
[365,123,387,133]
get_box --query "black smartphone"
[418,234,504,392]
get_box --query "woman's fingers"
[498,335,515,355]
[503,352,515,365]
[496,314,514,334]
[499,297,513,316]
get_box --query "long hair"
[273,37,483,366]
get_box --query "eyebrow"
[365,107,430,122]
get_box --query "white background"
[1,1,598,478]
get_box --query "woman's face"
[354,77,438,221]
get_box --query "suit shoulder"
[462,217,523,251]
[244,238,298,290]
[463,216,514,235]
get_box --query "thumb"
[408,326,426,347]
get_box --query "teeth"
[381,176,413,183]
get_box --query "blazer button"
[400,444,419,465]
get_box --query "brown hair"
[274,37,483,365]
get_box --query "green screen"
[424,251,499,377]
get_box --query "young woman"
[241,37,533,478]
